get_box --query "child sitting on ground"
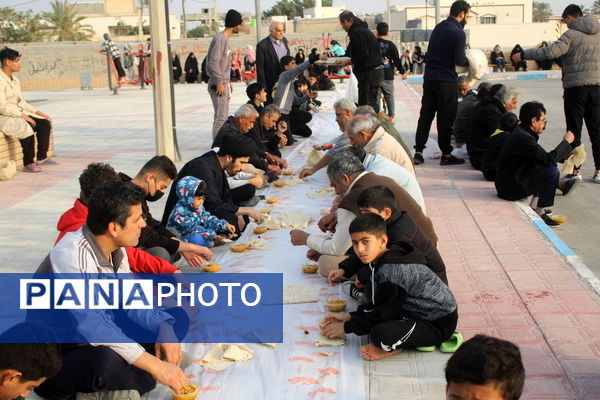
[445,334,525,400]
[322,213,458,361]
[481,112,519,181]
[167,176,236,247]
[329,185,447,294]
[246,82,267,114]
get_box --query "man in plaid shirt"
[102,33,127,83]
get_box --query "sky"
[8,0,581,18]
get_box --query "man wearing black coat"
[495,101,578,226]
[161,134,264,234]
[337,11,384,112]
[256,21,289,103]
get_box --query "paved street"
[1,76,600,399]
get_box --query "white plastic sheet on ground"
[148,91,366,400]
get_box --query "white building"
[304,0,346,19]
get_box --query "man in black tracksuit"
[337,11,384,112]
[413,1,470,166]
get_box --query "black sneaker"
[561,178,579,196]
[414,153,424,165]
[440,154,465,166]
[541,214,560,226]
[342,281,365,303]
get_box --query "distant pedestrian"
[336,11,384,112]
[256,21,290,104]
[376,22,406,119]
[171,51,182,83]
[400,49,412,73]
[206,9,244,138]
[513,4,600,182]
[294,48,305,65]
[510,44,527,71]
[490,44,506,72]
[184,52,199,83]
[411,46,425,74]
[101,33,127,83]
[413,1,470,166]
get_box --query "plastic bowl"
[325,299,347,312]
[302,264,318,274]
[203,263,220,273]
[283,170,294,176]
[172,384,199,400]
[274,181,286,187]
[253,226,268,234]
[230,244,249,253]
[266,198,279,204]
[260,208,272,214]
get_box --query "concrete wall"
[465,21,564,49]
[294,17,344,34]
[82,13,181,41]
[12,33,350,91]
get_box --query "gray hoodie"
[524,15,600,89]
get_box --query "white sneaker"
[592,173,600,183]
[565,173,583,182]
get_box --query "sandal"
[415,345,436,352]
[439,332,463,353]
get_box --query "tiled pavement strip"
[0,78,599,399]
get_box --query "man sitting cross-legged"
[290,151,436,277]
[55,162,179,273]
[35,181,189,399]
[162,133,264,234]
[321,213,458,361]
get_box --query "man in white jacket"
[0,47,55,173]
[35,181,188,399]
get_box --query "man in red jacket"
[55,162,179,273]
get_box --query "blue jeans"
[188,233,211,247]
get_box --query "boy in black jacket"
[322,213,458,361]
[329,185,447,286]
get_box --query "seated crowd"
[3,44,527,400]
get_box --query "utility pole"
[255,0,261,45]
[138,0,144,40]
[387,0,391,27]
[182,0,187,38]
[434,0,440,25]
[149,0,181,161]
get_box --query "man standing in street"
[376,22,407,120]
[413,1,470,166]
[512,4,600,183]
[256,21,290,104]
[337,11,384,112]
[206,9,244,139]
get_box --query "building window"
[481,16,496,24]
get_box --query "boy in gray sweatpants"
[206,9,244,138]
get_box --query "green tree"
[578,3,591,13]
[42,0,94,41]
[0,7,46,43]
[533,1,553,22]
[187,21,219,38]
[263,0,333,19]
[593,0,600,14]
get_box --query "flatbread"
[307,187,336,199]
[315,334,347,347]
[260,211,314,229]
[261,216,282,230]
[306,149,323,167]
[283,284,320,304]
[247,238,269,250]
[285,176,306,186]
[198,344,253,370]
[261,343,278,348]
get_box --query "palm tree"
[593,0,600,14]
[42,0,94,41]
[579,3,591,14]
[533,1,553,22]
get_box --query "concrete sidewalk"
[0,79,599,399]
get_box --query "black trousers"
[534,165,560,208]
[290,109,312,138]
[35,308,188,399]
[355,68,384,113]
[564,85,600,169]
[18,116,51,166]
[212,184,254,234]
[414,80,458,155]
[370,310,458,351]
[113,56,127,78]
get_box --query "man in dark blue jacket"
[413,1,470,166]
[337,11,384,112]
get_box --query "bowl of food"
[253,226,268,234]
[260,208,272,214]
[203,263,220,273]
[283,170,294,176]
[266,198,279,204]
[325,299,347,312]
[302,264,318,274]
[274,181,286,188]
[230,243,249,253]
[172,384,199,400]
